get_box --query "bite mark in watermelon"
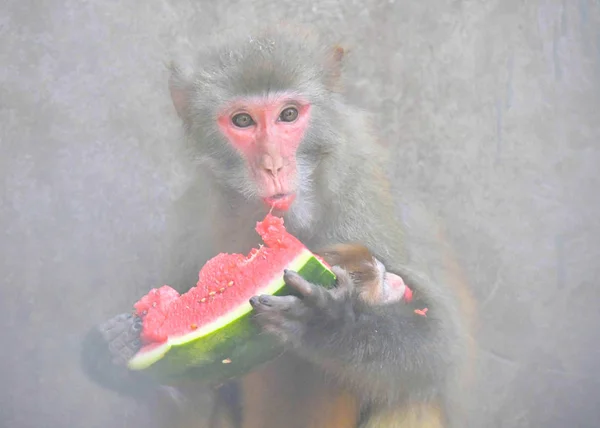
[126,213,336,383]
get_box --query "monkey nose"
[261,154,284,176]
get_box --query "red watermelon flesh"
[133,213,321,353]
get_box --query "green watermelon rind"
[126,249,336,383]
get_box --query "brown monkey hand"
[249,267,357,349]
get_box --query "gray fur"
[166,26,470,427]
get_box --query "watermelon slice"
[126,213,336,384]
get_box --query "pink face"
[217,92,311,211]
[383,272,408,303]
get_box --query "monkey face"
[317,244,408,305]
[168,29,344,214]
[215,93,312,211]
[360,258,407,305]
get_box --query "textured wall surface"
[1,0,599,427]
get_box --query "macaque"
[315,243,412,306]
[81,25,475,428]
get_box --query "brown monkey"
[316,243,413,306]
[81,25,475,428]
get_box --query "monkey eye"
[232,113,255,128]
[279,107,299,122]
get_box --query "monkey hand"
[95,312,144,366]
[249,266,357,350]
[80,313,157,398]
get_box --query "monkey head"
[167,27,346,213]
[317,243,409,306]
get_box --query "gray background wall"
[2,0,599,427]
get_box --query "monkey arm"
[249,267,456,406]
[302,300,451,405]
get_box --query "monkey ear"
[167,59,192,120]
[325,44,348,92]
[169,82,188,119]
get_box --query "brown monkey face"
[317,244,408,305]
[217,92,312,212]
[364,258,408,305]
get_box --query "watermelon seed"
[228,281,234,287]
[152,302,157,308]
[190,324,198,330]
[219,288,225,293]
[200,298,206,303]
[222,358,232,364]
[209,291,216,296]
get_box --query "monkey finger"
[250,295,310,323]
[251,307,295,333]
[107,331,141,366]
[283,269,329,309]
[252,310,285,328]
[97,313,143,365]
[331,265,356,293]
[262,324,297,346]
[260,318,305,348]
[98,313,137,342]
[249,294,298,312]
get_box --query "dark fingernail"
[283,269,289,274]
[249,296,258,306]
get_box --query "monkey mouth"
[262,193,296,211]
